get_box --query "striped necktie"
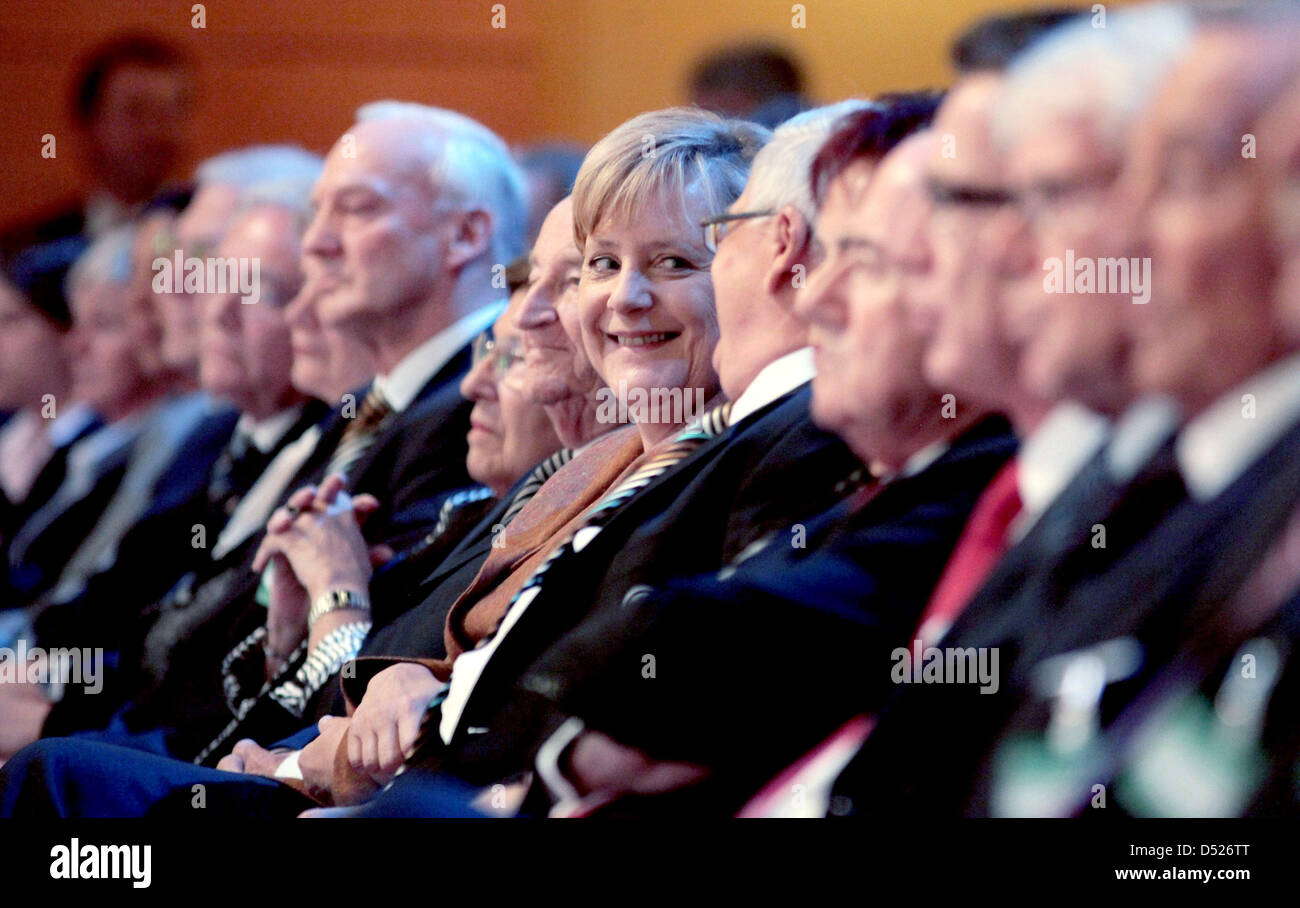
[323,386,394,480]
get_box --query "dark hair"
[72,33,192,123]
[2,236,91,330]
[142,185,195,216]
[690,43,804,99]
[950,8,1084,74]
[810,91,945,208]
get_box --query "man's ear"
[763,204,812,298]
[445,209,494,272]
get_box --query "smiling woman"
[572,108,768,447]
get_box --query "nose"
[302,208,341,260]
[460,348,499,403]
[515,275,557,331]
[795,258,847,330]
[607,266,653,317]
[987,204,1037,279]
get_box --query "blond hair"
[572,107,769,247]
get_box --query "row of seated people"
[1,1,1299,817]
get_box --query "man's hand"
[297,714,352,799]
[566,730,709,800]
[215,739,291,778]
[347,662,446,786]
[253,475,387,604]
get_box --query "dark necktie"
[324,386,394,480]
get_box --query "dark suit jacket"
[389,397,981,797]
[834,416,1300,817]
[43,344,476,755]
[512,416,1018,813]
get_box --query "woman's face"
[577,185,721,432]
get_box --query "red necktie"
[914,458,1021,649]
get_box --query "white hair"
[67,224,137,293]
[194,144,324,194]
[355,100,528,266]
[743,99,878,221]
[994,3,1196,152]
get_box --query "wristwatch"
[308,587,371,630]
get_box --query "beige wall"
[0,0,1124,229]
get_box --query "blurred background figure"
[514,142,586,246]
[0,33,195,258]
[688,42,810,127]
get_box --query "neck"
[368,279,491,375]
[548,393,610,449]
[869,410,980,477]
[100,381,171,424]
[244,388,306,423]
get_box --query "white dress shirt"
[372,304,503,413]
[1010,402,1111,542]
[728,347,816,427]
[1175,351,1300,503]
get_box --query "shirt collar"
[1016,402,1111,522]
[1175,350,1300,502]
[729,347,817,426]
[372,303,503,413]
[235,404,306,454]
[47,403,98,449]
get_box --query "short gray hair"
[993,4,1196,152]
[744,99,878,221]
[356,100,528,265]
[67,224,137,293]
[572,107,769,247]
[195,144,324,193]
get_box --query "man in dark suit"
[5,103,527,765]
[831,5,1300,818]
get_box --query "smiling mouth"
[608,331,681,347]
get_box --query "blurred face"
[87,64,192,199]
[512,197,602,404]
[577,186,721,436]
[1262,79,1300,342]
[1122,29,1284,413]
[914,76,1030,410]
[159,183,241,372]
[460,296,562,496]
[286,275,377,404]
[708,185,798,400]
[197,206,303,418]
[0,278,69,411]
[797,151,941,466]
[1002,114,1134,414]
[67,278,153,421]
[125,210,175,379]
[302,119,449,330]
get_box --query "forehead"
[533,199,580,266]
[319,120,433,196]
[929,74,1006,184]
[177,184,240,244]
[588,183,709,244]
[1008,113,1115,180]
[218,206,298,259]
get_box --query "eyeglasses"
[700,210,776,253]
[472,331,523,379]
[926,179,1018,209]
